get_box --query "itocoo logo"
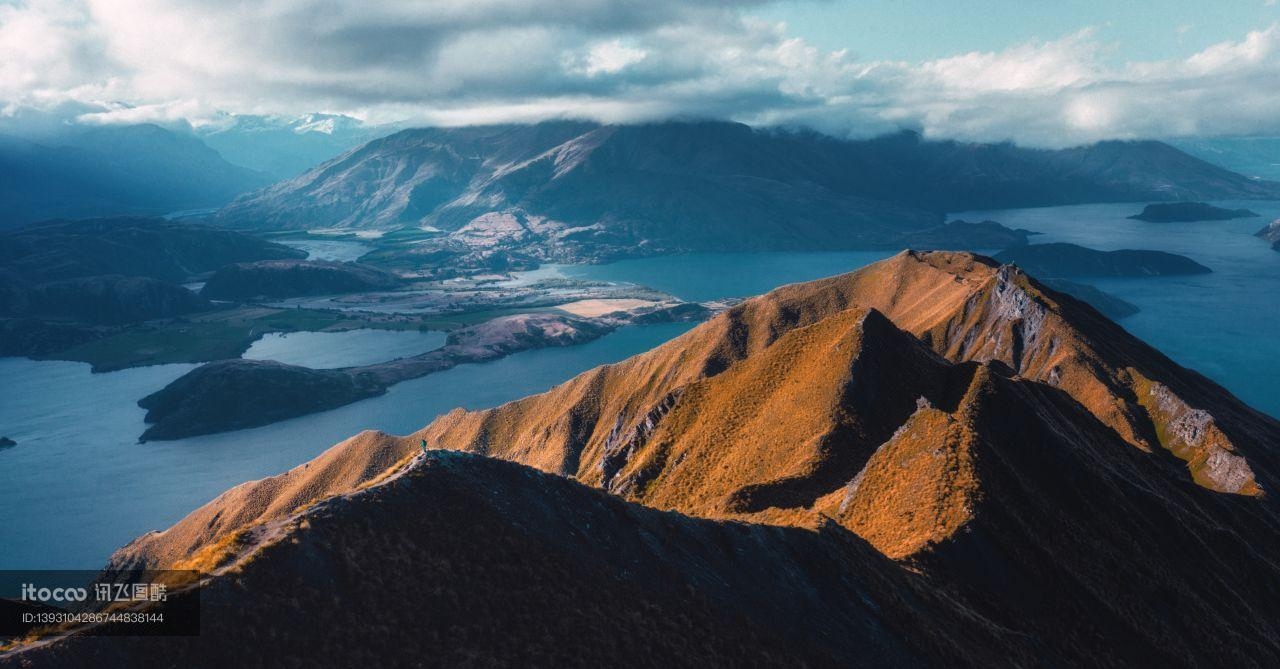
[20,583,88,602]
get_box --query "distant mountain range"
[1168,136,1280,182]
[0,124,271,229]
[216,121,1280,263]
[195,113,396,180]
[33,252,1279,666]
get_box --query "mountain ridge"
[20,251,1280,666]
[108,251,1280,572]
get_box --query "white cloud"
[568,40,647,77]
[4,0,1280,146]
[918,29,1104,94]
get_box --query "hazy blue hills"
[1,273,210,325]
[217,121,1280,261]
[0,217,304,283]
[0,218,304,333]
[0,124,271,229]
[1167,136,1280,182]
[196,113,396,180]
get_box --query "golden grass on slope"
[830,405,978,559]
[117,251,1277,575]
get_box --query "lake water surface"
[0,323,693,569]
[558,251,896,301]
[243,329,447,368]
[277,239,372,262]
[2,201,1276,569]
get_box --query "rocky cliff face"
[1258,219,1280,251]
[18,252,1280,667]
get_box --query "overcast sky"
[3,0,1280,146]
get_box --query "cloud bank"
[3,0,1280,146]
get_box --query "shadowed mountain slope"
[24,252,1280,667]
[0,125,270,229]
[6,452,1033,668]
[0,218,305,333]
[0,217,304,284]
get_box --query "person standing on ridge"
[420,439,428,455]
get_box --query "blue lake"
[1,200,1276,569]
[557,250,896,301]
[243,329,448,368]
[0,322,693,569]
[277,238,372,262]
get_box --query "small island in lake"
[1128,202,1259,222]
[995,243,1211,277]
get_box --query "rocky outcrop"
[200,259,401,300]
[1257,219,1280,251]
[1128,201,1259,222]
[995,242,1211,277]
[1135,378,1260,494]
